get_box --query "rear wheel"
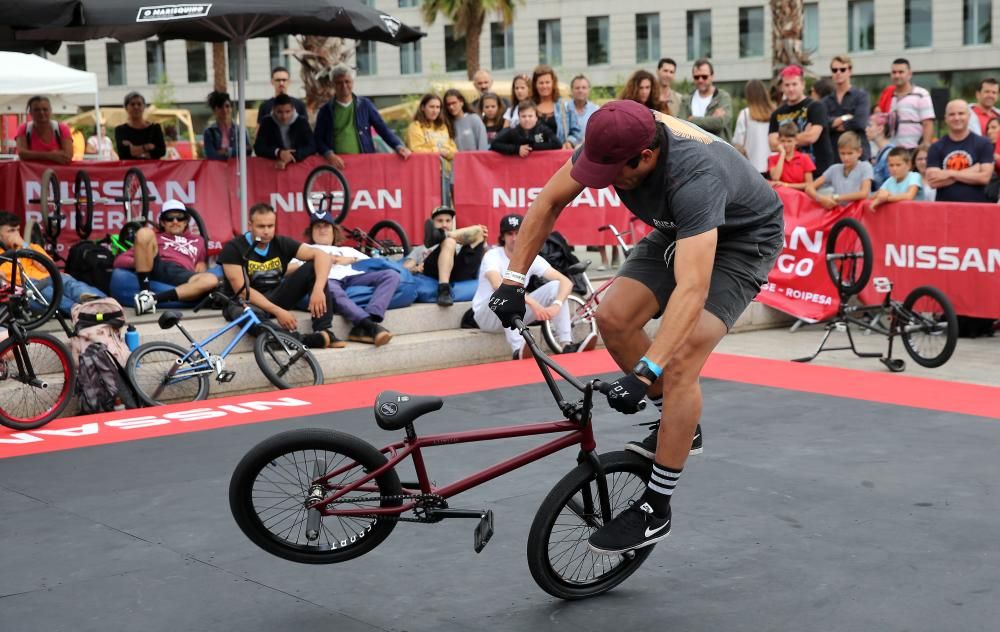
[37,169,62,241]
[3,248,62,330]
[185,207,210,244]
[825,217,872,297]
[527,451,653,600]
[541,294,597,354]
[0,333,75,430]
[303,165,350,224]
[74,169,94,239]
[125,341,210,406]
[121,167,150,223]
[254,329,323,390]
[229,428,403,564]
[366,219,411,262]
[898,285,958,368]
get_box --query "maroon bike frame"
[313,418,598,518]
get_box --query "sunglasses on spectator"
[831,67,851,73]
[162,214,187,223]
[693,74,710,80]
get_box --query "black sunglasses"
[831,67,851,73]
[161,214,188,223]
[693,74,710,80]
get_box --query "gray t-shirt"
[820,161,873,196]
[453,115,489,151]
[573,117,784,247]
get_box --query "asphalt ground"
[1,358,998,632]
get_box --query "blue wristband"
[639,356,663,378]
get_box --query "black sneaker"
[437,283,454,307]
[625,422,702,459]
[588,501,671,555]
[558,332,598,354]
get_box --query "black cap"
[309,211,337,225]
[499,214,523,234]
[431,205,456,219]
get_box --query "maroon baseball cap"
[571,100,657,189]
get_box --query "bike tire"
[366,219,411,261]
[38,168,61,239]
[303,165,351,224]
[0,332,75,430]
[541,294,597,354]
[185,207,210,244]
[527,450,654,600]
[122,167,150,223]
[4,248,62,330]
[74,169,95,240]
[229,428,403,564]
[899,285,958,368]
[125,341,210,406]
[254,329,324,390]
[825,217,872,297]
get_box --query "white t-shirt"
[471,247,551,312]
[293,243,368,281]
[690,91,713,118]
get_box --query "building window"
[398,0,417,7]
[904,0,933,48]
[146,41,166,84]
[686,10,712,60]
[227,42,248,81]
[400,40,422,75]
[490,22,514,70]
[848,0,875,52]
[739,7,765,58]
[269,36,289,71]
[445,25,467,72]
[586,16,610,66]
[357,40,377,76]
[186,41,207,83]
[106,42,125,86]
[538,19,562,66]
[964,0,992,45]
[635,13,660,64]
[67,43,86,71]
[803,3,819,52]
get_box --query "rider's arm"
[294,244,333,295]
[505,159,584,277]
[643,229,718,371]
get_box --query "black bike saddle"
[373,390,443,431]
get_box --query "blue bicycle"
[125,291,323,406]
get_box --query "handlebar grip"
[191,292,214,313]
[593,380,647,411]
[597,225,610,232]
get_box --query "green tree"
[421,0,521,79]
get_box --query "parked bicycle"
[229,317,653,600]
[0,249,74,430]
[125,290,323,406]
[794,217,958,371]
[303,164,411,262]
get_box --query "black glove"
[605,373,648,414]
[488,283,526,329]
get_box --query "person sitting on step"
[403,205,488,306]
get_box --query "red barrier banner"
[452,150,652,246]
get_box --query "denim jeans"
[35,273,106,313]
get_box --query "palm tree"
[212,43,226,93]
[770,0,811,74]
[292,36,354,112]
[421,0,520,80]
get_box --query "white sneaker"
[134,290,157,315]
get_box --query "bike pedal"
[217,370,236,383]
[474,509,494,554]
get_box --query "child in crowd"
[490,101,562,157]
[805,132,873,209]
[870,147,924,211]
[479,93,507,143]
[867,113,894,189]
[913,143,936,201]
[768,122,815,189]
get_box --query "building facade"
[49,0,1000,110]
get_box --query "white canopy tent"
[0,52,104,156]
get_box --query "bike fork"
[577,449,613,523]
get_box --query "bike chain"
[321,492,447,523]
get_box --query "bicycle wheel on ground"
[254,329,324,390]
[0,332,75,430]
[825,217,872,297]
[366,219,411,262]
[121,167,150,223]
[527,450,654,600]
[303,165,351,224]
[229,428,403,564]
[3,248,62,330]
[74,169,95,239]
[541,294,598,354]
[899,285,958,368]
[125,341,210,406]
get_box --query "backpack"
[66,240,115,294]
[25,120,63,147]
[535,231,588,295]
[69,298,139,413]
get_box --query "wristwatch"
[833,193,841,202]
[632,358,660,383]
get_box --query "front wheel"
[229,428,403,564]
[121,167,150,223]
[254,329,324,390]
[825,217,872,297]
[366,220,411,262]
[527,450,653,600]
[0,333,75,430]
[126,341,210,406]
[74,169,95,239]
[898,285,958,368]
[541,294,597,354]
[303,164,351,224]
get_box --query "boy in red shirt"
[768,122,816,189]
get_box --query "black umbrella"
[0,0,80,53]
[13,0,424,226]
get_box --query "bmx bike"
[793,217,958,371]
[302,164,411,262]
[229,317,654,600]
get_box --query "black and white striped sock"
[642,462,681,517]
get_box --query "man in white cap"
[488,100,784,554]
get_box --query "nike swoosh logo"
[645,520,670,538]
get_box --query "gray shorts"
[618,229,782,330]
